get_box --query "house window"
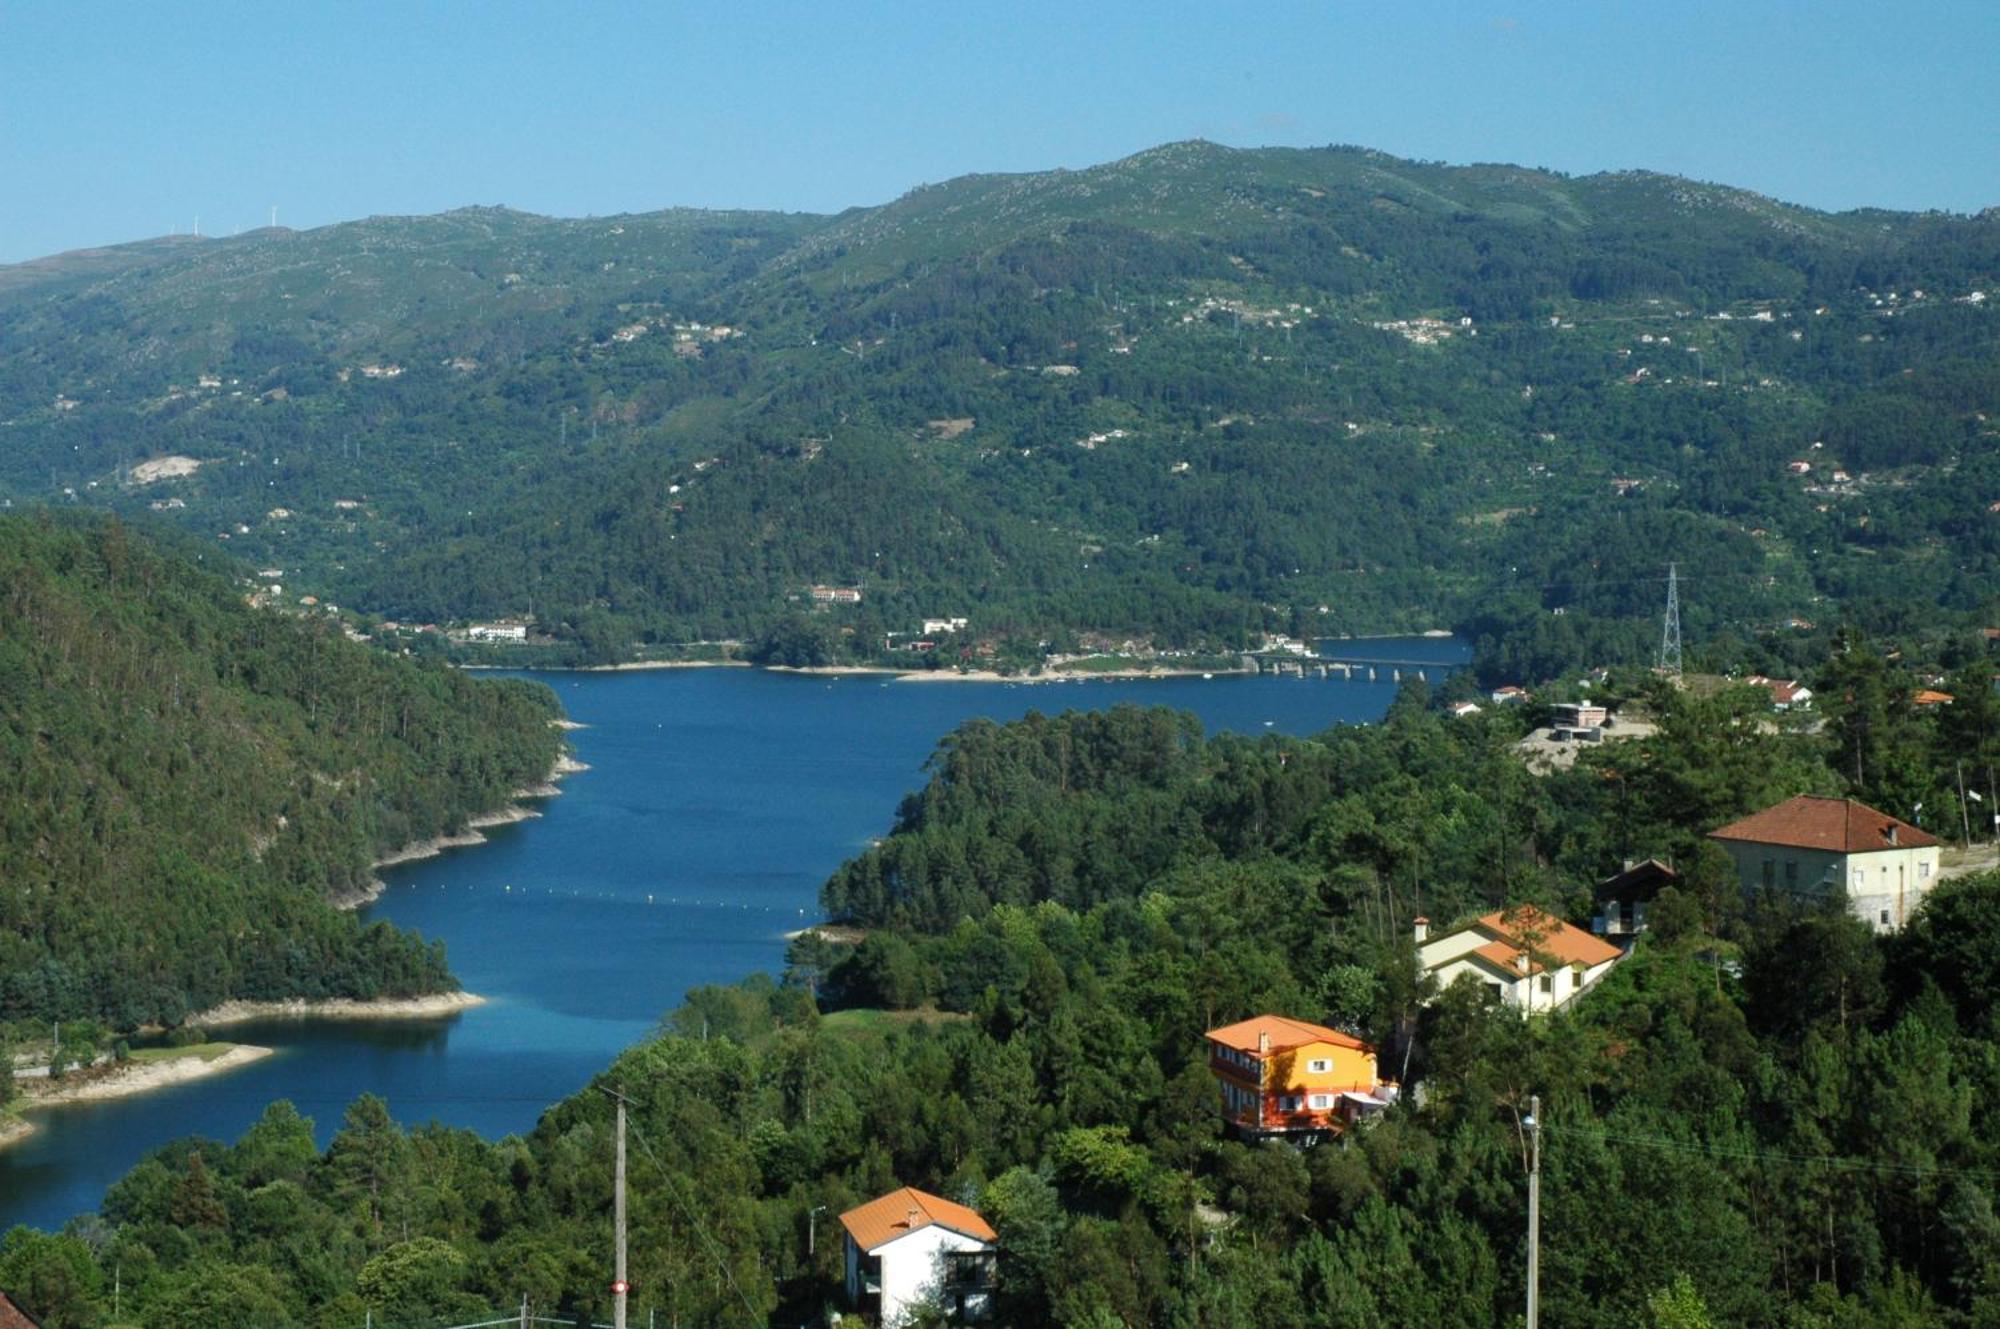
[1307,1058,1332,1074]
[1539,974,1552,994]
[1308,1093,1334,1110]
[1880,910,1891,926]
[1852,868,1865,889]
[1783,860,1798,885]
[1761,859,1775,888]
[1279,1095,1303,1113]
[1920,861,1932,880]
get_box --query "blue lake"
[0,639,1466,1230]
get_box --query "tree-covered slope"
[10,683,2000,1327]
[2,142,1996,671]
[0,514,563,1025]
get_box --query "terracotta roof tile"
[840,1186,995,1253]
[1204,1014,1372,1056]
[1708,795,1936,852]
[1475,906,1623,967]
[0,1292,43,1329]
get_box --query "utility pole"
[615,1094,629,1329]
[1958,763,1973,846]
[1525,1094,1542,1329]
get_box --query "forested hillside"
[10,664,2000,1327]
[2,143,1995,674]
[0,514,563,1026]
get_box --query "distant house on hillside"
[1746,676,1812,710]
[1489,685,1529,704]
[1593,858,1682,936]
[1418,907,1624,1013]
[810,585,863,605]
[1204,1014,1396,1141]
[1708,795,1939,931]
[1446,701,1484,719]
[466,621,528,642]
[0,1290,44,1329]
[840,1186,996,1327]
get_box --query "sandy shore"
[896,665,1254,685]
[188,990,486,1029]
[582,658,751,672]
[20,1044,275,1108]
[0,1116,35,1150]
[359,748,583,890]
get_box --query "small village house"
[1746,676,1812,709]
[1204,1015,1396,1140]
[840,1186,997,1326]
[1593,858,1682,936]
[811,585,864,605]
[1418,906,1624,1013]
[466,621,529,643]
[1708,795,1939,932]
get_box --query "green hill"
[0,514,563,1026]
[2,142,1996,673]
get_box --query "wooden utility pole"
[615,1095,629,1329]
[1526,1094,1542,1329]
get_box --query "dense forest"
[7,635,2000,1326]
[1,143,1995,678]
[0,514,563,1027]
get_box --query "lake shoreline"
[346,749,588,907]
[187,990,487,1029]
[14,1045,276,1115]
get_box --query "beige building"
[1708,795,1939,932]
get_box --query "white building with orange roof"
[1417,905,1624,1014]
[1203,1014,1396,1141]
[840,1185,996,1326]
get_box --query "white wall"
[1719,842,1941,931]
[875,1225,993,1327]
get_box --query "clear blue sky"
[3,1,1995,263]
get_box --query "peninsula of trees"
[0,514,563,1028]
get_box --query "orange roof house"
[1709,795,1936,855]
[840,1187,996,1326]
[1417,906,1624,1013]
[1204,1015,1395,1140]
[1708,795,1941,931]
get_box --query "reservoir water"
[0,639,1466,1231]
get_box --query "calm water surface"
[0,639,1465,1229]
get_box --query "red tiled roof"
[840,1187,995,1253]
[0,1291,43,1329]
[1475,906,1623,967]
[1469,938,1542,977]
[1708,795,1937,852]
[1205,1014,1371,1056]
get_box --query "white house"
[466,621,528,642]
[1708,795,1940,932]
[1417,906,1624,1014]
[841,1186,996,1327]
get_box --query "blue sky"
[2,2,1995,262]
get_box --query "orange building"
[1204,1014,1396,1140]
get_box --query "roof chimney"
[1515,953,1530,974]
[1885,824,1898,846]
[1413,916,1429,943]
[1257,1030,1270,1055]
[906,1207,921,1228]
